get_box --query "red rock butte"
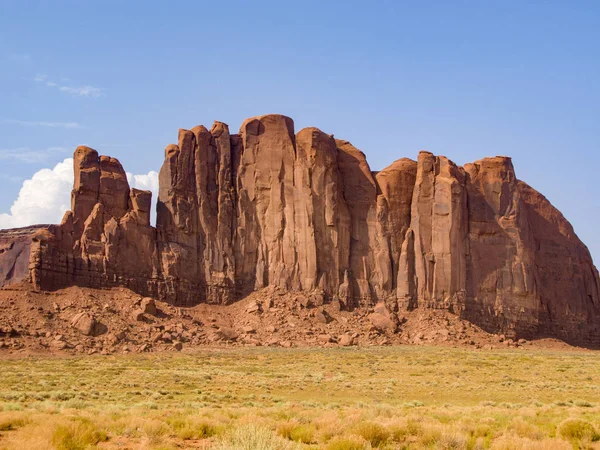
[1,114,599,344]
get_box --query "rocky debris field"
[0,284,573,356]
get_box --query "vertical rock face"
[235,115,298,293]
[30,146,156,295]
[517,181,600,339]
[336,139,379,303]
[462,157,538,335]
[22,114,600,343]
[294,128,350,297]
[375,159,418,306]
[156,130,203,304]
[0,226,50,288]
[409,152,468,310]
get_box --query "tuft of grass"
[141,418,170,444]
[214,423,299,450]
[353,421,389,447]
[418,423,443,446]
[51,418,108,450]
[277,421,296,439]
[277,421,316,444]
[556,418,600,443]
[168,416,221,440]
[509,417,544,440]
[491,435,572,450]
[1,402,24,411]
[437,432,468,449]
[289,423,316,444]
[326,436,369,450]
[0,412,29,431]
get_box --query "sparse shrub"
[390,418,424,442]
[315,418,345,442]
[137,401,158,409]
[289,423,316,444]
[62,399,91,410]
[419,424,443,446]
[277,421,316,443]
[141,418,170,444]
[354,422,390,447]
[214,423,298,450]
[169,417,220,440]
[51,392,75,402]
[499,402,522,409]
[197,420,220,437]
[491,435,571,450]
[461,421,492,440]
[1,402,24,411]
[403,400,425,407]
[277,421,296,439]
[437,432,468,449]
[0,413,29,431]
[52,419,108,450]
[326,436,369,450]
[556,418,600,443]
[510,417,544,440]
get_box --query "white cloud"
[0,159,73,229]
[127,171,159,194]
[2,119,83,129]
[0,146,68,163]
[127,171,160,224]
[34,74,105,98]
[0,158,159,230]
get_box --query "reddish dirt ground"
[0,283,587,357]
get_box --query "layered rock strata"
[7,114,599,343]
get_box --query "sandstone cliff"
[4,114,598,343]
[0,226,49,288]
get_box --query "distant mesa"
[1,114,598,344]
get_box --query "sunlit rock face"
[11,114,599,344]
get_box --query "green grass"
[0,346,598,448]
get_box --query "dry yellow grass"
[0,345,599,449]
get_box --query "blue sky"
[0,1,599,263]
